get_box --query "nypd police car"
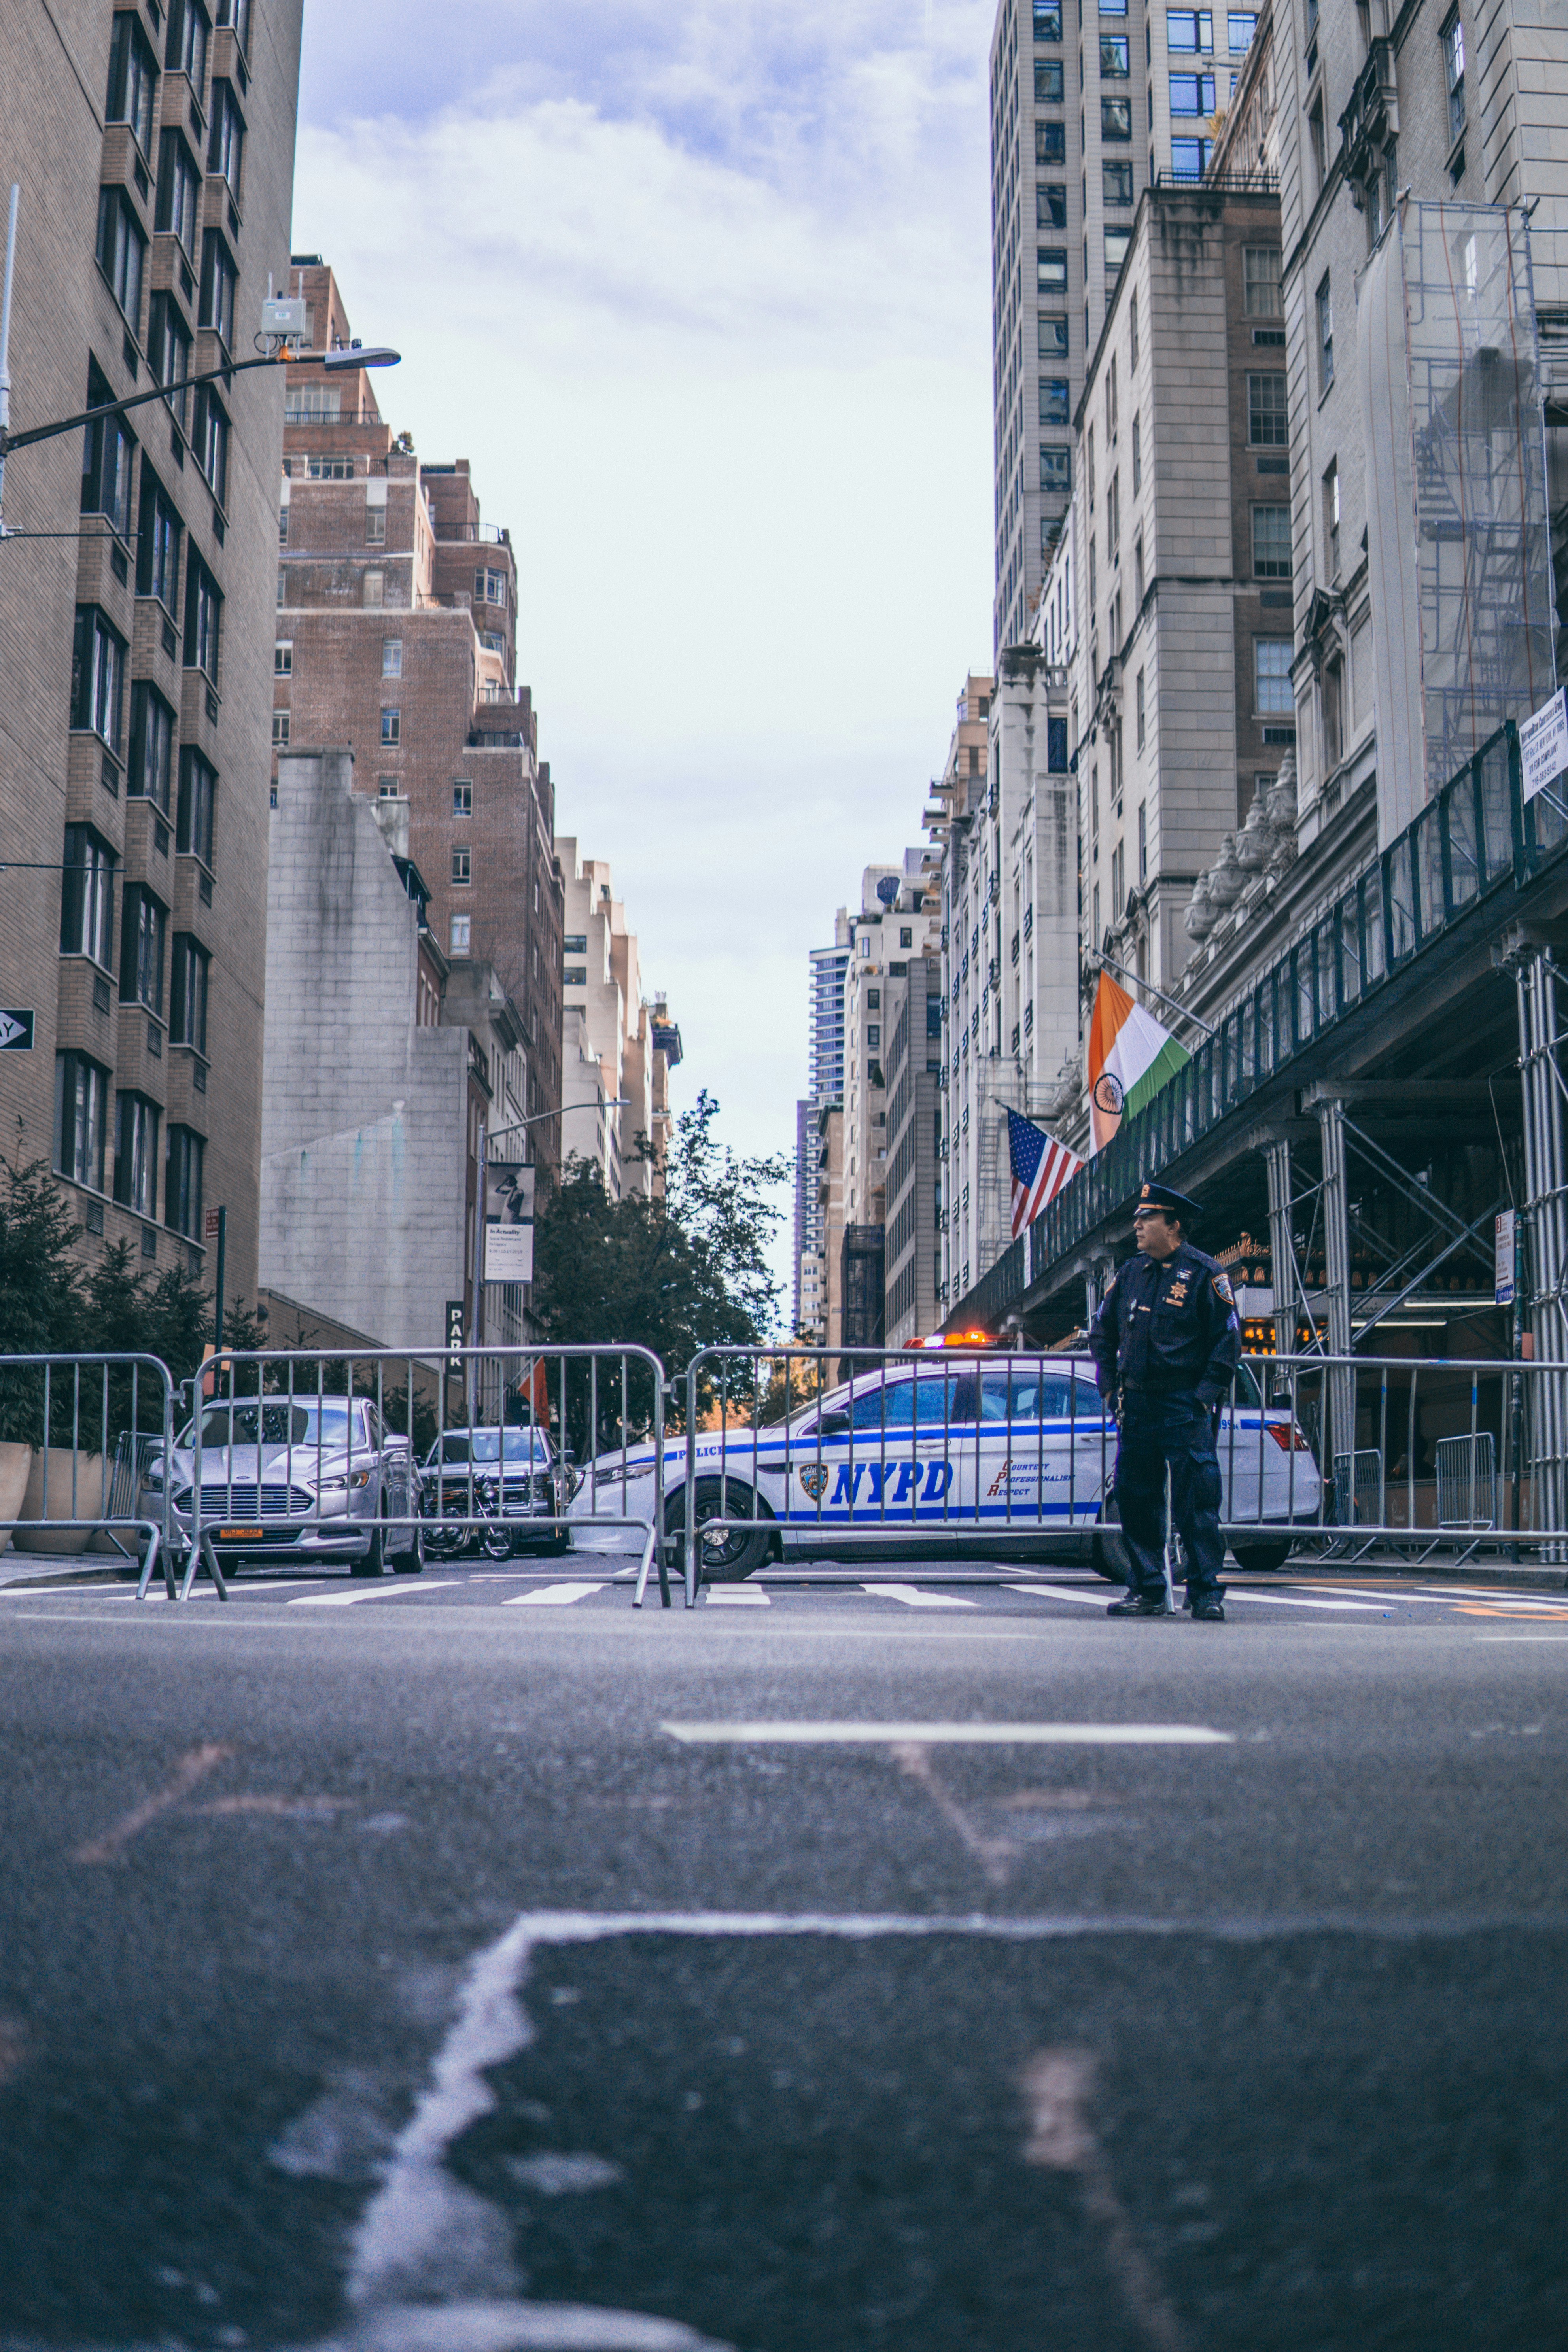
[567,1351,1322,1579]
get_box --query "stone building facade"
[259,749,528,1350]
[558,842,679,1199]
[274,261,563,1201]
[0,0,304,1306]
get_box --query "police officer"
[1088,1180,1241,1620]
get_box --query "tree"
[0,1160,83,1442]
[531,1091,791,1446]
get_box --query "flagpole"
[1092,951,1217,1041]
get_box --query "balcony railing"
[956,720,1555,1325]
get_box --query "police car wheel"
[670,1478,772,1582]
[1231,1540,1291,1573]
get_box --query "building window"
[563,965,586,987]
[207,79,245,197]
[452,846,471,886]
[900,926,913,948]
[1107,469,1121,554]
[177,747,216,867]
[1228,9,1256,46]
[377,776,399,798]
[1137,800,1148,880]
[1244,245,1282,316]
[1036,181,1067,228]
[1105,226,1132,276]
[563,934,587,955]
[278,499,289,545]
[136,462,182,612]
[1035,58,1065,99]
[216,0,252,51]
[304,454,354,481]
[1034,442,1072,494]
[1255,637,1294,714]
[1308,98,1326,189]
[81,382,135,537]
[449,913,471,956]
[1247,371,1289,446]
[868,989,881,1010]
[1135,667,1146,750]
[165,1127,204,1239]
[1039,378,1071,426]
[1036,121,1067,167]
[1101,32,1131,72]
[1252,504,1292,577]
[1048,715,1069,771]
[271,709,290,747]
[363,570,384,607]
[475,568,508,608]
[114,1093,160,1217]
[169,935,209,1052]
[1442,10,1466,142]
[96,189,146,332]
[1324,460,1341,577]
[107,12,159,152]
[1169,70,1217,111]
[155,130,201,257]
[380,708,401,746]
[366,503,386,544]
[1038,312,1069,359]
[55,1053,108,1191]
[193,385,228,502]
[198,229,236,347]
[382,637,403,678]
[71,607,126,754]
[1034,0,1063,35]
[1134,531,1145,599]
[166,0,210,90]
[1037,247,1068,293]
[1316,274,1334,387]
[274,641,293,677]
[60,827,116,967]
[1324,654,1345,770]
[121,887,166,1015]
[868,1025,881,1049]
[453,781,473,816]
[127,684,174,815]
[1167,8,1214,45]
[284,384,340,425]
[183,556,221,682]
[1171,136,1212,179]
[1101,93,1133,138]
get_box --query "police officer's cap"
[1132,1180,1202,1223]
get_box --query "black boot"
[1107,1589,1173,1617]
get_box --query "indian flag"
[1086,968,1190,1153]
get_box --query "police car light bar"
[908,1330,998,1349]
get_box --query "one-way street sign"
[0,1010,34,1051]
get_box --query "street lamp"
[487,1099,629,1155]
[0,182,400,534]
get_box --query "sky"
[293,0,996,1320]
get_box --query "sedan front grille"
[177,1484,318,1518]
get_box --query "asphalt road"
[2,1555,1566,2351]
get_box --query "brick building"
[274,260,564,1197]
[0,0,304,1303]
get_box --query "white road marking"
[1006,1582,1117,1606]
[1418,1585,1568,1604]
[662,1721,1234,1746]
[704,1586,770,1605]
[502,1582,609,1607]
[288,1581,464,1608]
[861,1583,976,1609]
[1477,1634,1568,1643]
[1226,1592,1388,1611]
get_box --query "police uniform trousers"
[1112,1393,1226,1604]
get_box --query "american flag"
[1007,1109,1084,1239]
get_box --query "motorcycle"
[421,1470,512,1560]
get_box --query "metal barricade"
[1331,1449,1385,1527]
[177,1344,672,1602]
[0,1354,176,1593]
[1436,1432,1497,1530]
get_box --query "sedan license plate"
[218,1526,264,1541]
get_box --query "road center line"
[661,1722,1234,1746]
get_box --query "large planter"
[13,1449,111,1555]
[0,1444,33,1554]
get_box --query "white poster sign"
[1519,688,1568,804]
[484,1223,534,1284]
[484,1160,535,1286]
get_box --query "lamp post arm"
[2,350,293,456]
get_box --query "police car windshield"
[437,1429,549,1465]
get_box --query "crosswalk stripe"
[1228,1592,1388,1610]
[502,1582,609,1607]
[287,1581,464,1608]
[1005,1582,1111,1606]
[861,1584,976,1610]
[705,1586,771,1605]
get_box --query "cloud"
[293,2,994,1316]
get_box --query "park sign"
[1519,687,1568,804]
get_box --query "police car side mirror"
[818,1412,852,1439]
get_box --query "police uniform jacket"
[1088,1244,1242,1409]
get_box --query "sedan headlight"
[313,1466,374,1495]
